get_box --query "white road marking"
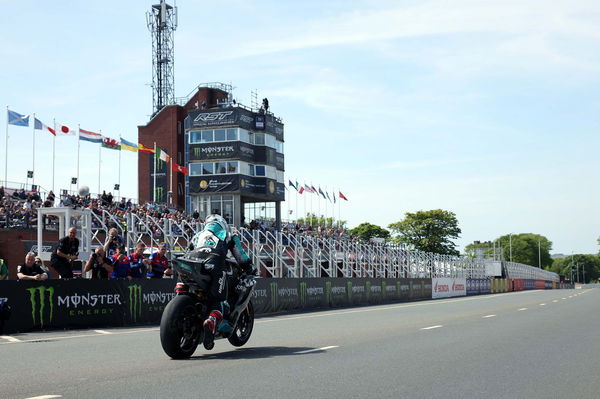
[552,300,558,303]
[562,298,567,300]
[518,308,528,311]
[0,335,22,342]
[294,345,339,354]
[483,314,496,318]
[540,303,546,306]
[24,395,62,399]
[94,330,112,334]
[421,325,443,330]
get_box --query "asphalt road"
[1,288,599,399]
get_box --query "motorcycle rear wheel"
[228,301,254,347]
[160,295,201,359]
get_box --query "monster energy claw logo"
[128,285,142,322]
[155,186,164,202]
[270,282,278,309]
[347,281,353,302]
[27,286,54,328]
[299,282,307,306]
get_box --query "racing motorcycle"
[160,257,255,359]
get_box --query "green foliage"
[496,234,552,268]
[348,222,390,241]
[550,254,600,283]
[388,209,461,255]
[464,241,495,258]
[296,213,346,229]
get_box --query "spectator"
[17,252,48,281]
[129,243,150,278]
[50,227,79,279]
[84,247,113,279]
[148,243,172,278]
[0,256,7,280]
[104,227,124,257]
[110,244,131,279]
[34,255,51,279]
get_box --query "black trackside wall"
[0,278,432,334]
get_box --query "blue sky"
[1,0,599,255]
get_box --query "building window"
[227,161,238,173]
[189,163,202,176]
[255,165,266,176]
[201,130,213,143]
[214,129,226,141]
[227,128,238,140]
[215,162,227,174]
[202,163,214,175]
[254,133,265,145]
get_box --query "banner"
[188,109,284,141]
[467,278,492,295]
[188,175,285,200]
[2,277,435,334]
[432,277,467,299]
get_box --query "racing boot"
[203,310,222,350]
[215,301,234,338]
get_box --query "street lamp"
[509,233,512,262]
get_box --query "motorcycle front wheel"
[160,295,201,359]
[228,301,254,347]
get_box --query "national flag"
[102,136,121,150]
[339,191,348,201]
[304,184,314,193]
[172,162,189,175]
[326,191,331,202]
[288,180,298,191]
[318,187,326,199]
[156,148,170,163]
[34,118,56,135]
[54,121,76,136]
[333,192,336,204]
[120,137,138,152]
[7,109,30,126]
[138,143,155,154]
[79,128,102,143]
[298,186,305,194]
[310,185,317,193]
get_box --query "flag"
[79,128,102,143]
[102,136,120,150]
[288,180,298,191]
[339,191,348,201]
[54,121,76,136]
[34,118,55,135]
[172,162,188,175]
[310,185,317,193]
[304,184,315,193]
[326,191,332,202]
[7,109,30,126]
[138,143,155,154]
[333,192,336,204]
[298,186,305,194]
[156,148,170,162]
[120,137,138,152]
[318,187,326,199]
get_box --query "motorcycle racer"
[187,214,256,350]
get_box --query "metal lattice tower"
[146,0,178,116]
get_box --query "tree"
[296,213,346,229]
[388,209,461,255]
[549,254,600,283]
[464,241,495,258]
[495,233,552,268]
[348,222,390,241]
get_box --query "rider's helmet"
[204,214,230,241]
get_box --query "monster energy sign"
[27,286,54,328]
[129,285,142,322]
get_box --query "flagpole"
[98,130,102,195]
[5,105,9,186]
[338,188,341,227]
[32,113,36,188]
[295,182,298,224]
[118,139,122,201]
[52,119,56,193]
[76,124,80,191]
[153,142,157,202]
[169,157,173,205]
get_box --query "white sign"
[432,277,467,299]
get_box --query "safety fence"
[84,216,560,282]
[0,277,572,334]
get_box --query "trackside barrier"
[1,275,571,335]
[1,278,432,334]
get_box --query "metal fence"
[90,218,559,282]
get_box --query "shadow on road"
[190,346,325,360]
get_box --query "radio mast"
[146,0,178,116]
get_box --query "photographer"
[103,227,124,257]
[84,247,113,279]
[50,227,79,279]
